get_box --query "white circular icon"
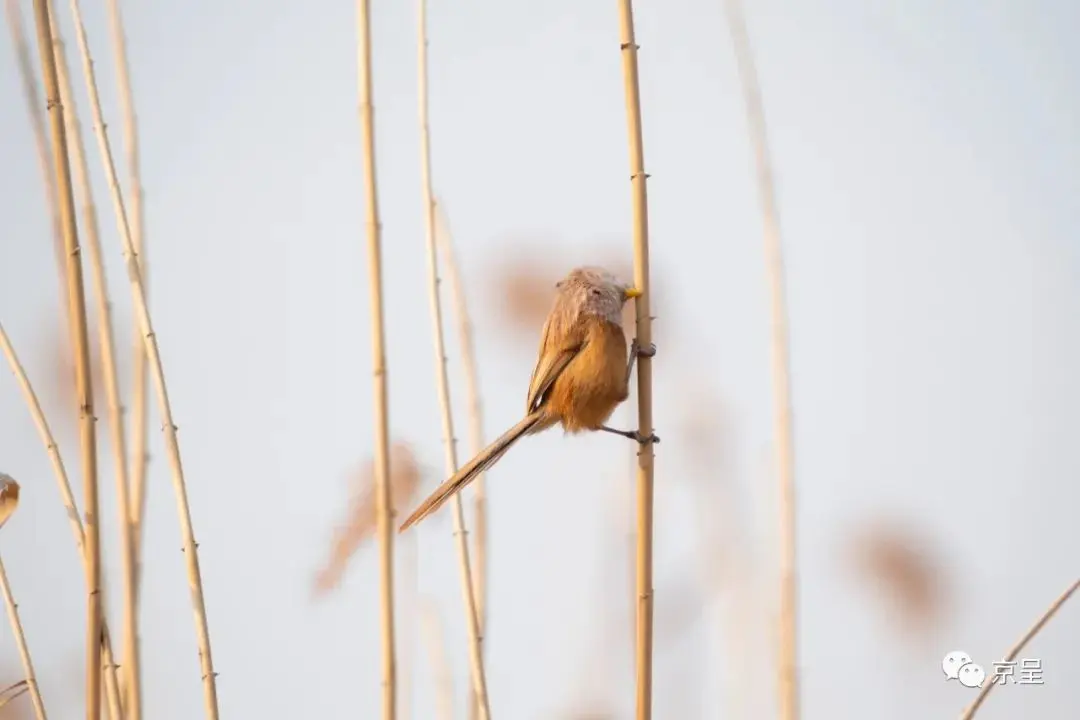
[958,662,986,688]
[942,651,972,680]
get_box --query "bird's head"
[556,266,641,324]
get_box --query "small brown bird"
[399,266,656,532]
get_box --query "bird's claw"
[632,431,660,445]
[631,339,657,359]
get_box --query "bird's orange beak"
[624,287,643,299]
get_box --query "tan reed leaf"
[313,442,422,595]
[0,680,30,715]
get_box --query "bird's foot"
[634,430,660,445]
[599,425,660,445]
[631,338,657,358]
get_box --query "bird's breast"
[548,317,629,432]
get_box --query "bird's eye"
[590,288,603,297]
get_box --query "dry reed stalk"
[0,556,46,720]
[64,1,220,714]
[356,0,397,716]
[3,0,66,310]
[680,392,758,719]
[102,0,150,602]
[28,2,102,716]
[398,531,415,720]
[615,1,657,717]
[0,476,47,720]
[722,2,800,717]
[433,200,490,664]
[46,7,142,715]
[959,576,1080,719]
[0,325,125,720]
[416,8,492,717]
[418,597,455,720]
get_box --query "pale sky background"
[1,0,1078,718]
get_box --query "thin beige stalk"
[65,0,220,714]
[102,0,150,593]
[356,0,397,716]
[722,2,799,718]
[3,0,66,310]
[432,200,489,653]
[49,5,142,716]
[615,1,657,718]
[959,577,1080,719]
[419,597,455,720]
[417,6,492,718]
[0,476,46,720]
[4,14,116,699]
[0,553,48,720]
[398,533,415,720]
[29,2,102,716]
[0,325,124,720]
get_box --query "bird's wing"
[525,313,585,413]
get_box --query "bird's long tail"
[399,411,544,531]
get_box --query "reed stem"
[0,552,48,720]
[0,328,125,720]
[615,1,657,717]
[46,5,142,715]
[417,9,492,713]
[432,200,490,659]
[721,2,800,717]
[959,577,1080,719]
[65,0,220,713]
[2,0,66,317]
[28,1,102,715]
[102,2,151,670]
[419,597,455,720]
[356,0,397,716]
[0,475,48,720]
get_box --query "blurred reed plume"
[313,442,422,595]
[844,518,949,635]
[41,322,113,428]
[491,250,555,330]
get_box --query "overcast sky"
[1,0,1077,718]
